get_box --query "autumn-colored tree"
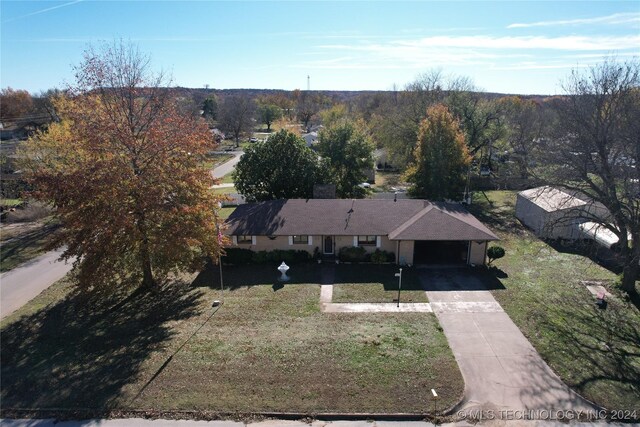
[405,104,471,200]
[18,41,224,290]
[0,87,34,121]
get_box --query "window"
[292,235,309,244]
[358,235,377,245]
[237,235,252,244]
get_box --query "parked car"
[249,137,258,143]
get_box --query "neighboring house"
[515,186,610,239]
[225,199,499,266]
[302,131,318,147]
[374,148,394,170]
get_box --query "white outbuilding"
[516,186,595,239]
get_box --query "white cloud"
[507,12,640,29]
[2,0,83,23]
[320,34,640,52]
[301,34,638,72]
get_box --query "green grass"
[469,190,640,412]
[374,171,404,192]
[0,198,22,207]
[202,153,234,170]
[0,220,59,272]
[333,284,428,303]
[218,207,236,220]
[0,263,463,415]
[331,265,428,303]
[211,186,236,195]
[219,172,234,184]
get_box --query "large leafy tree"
[498,96,545,178]
[547,60,640,297]
[202,95,218,121]
[18,42,224,290]
[317,120,373,198]
[405,104,471,200]
[234,129,326,201]
[256,103,282,131]
[218,94,255,145]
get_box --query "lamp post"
[395,268,403,308]
[278,262,290,281]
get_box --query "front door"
[324,236,334,254]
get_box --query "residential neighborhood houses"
[1,2,639,425]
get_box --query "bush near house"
[223,248,311,265]
[338,246,367,262]
[371,249,396,264]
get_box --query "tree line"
[10,40,638,298]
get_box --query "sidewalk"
[0,418,626,427]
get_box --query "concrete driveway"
[420,268,597,413]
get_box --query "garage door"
[413,241,468,265]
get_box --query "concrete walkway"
[211,183,235,189]
[0,248,74,319]
[422,273,597,413]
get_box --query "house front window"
[292,235,309,244]
[358,235,377,245]
[237,235,252,244]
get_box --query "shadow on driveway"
[417,266,505,292]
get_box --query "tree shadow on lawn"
[0,223,60,271]
[0,279,205,410]
[547,239,625,276]
[533,291,640,412]
[193,262,426,291]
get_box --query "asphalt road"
[211,151,243,179]
[0,248,74,319]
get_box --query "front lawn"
[331,265,428,303]
[1,263,463,415]
[469,190,640,412]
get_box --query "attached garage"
[413,241,468,265]
[389,204,497,266]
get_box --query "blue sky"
[1,1,639,95]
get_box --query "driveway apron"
[420,269,597,413]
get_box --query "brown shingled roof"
[225,199,498,241]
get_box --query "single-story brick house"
[224,199,499,266]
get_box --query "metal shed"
[515,186,588,239]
